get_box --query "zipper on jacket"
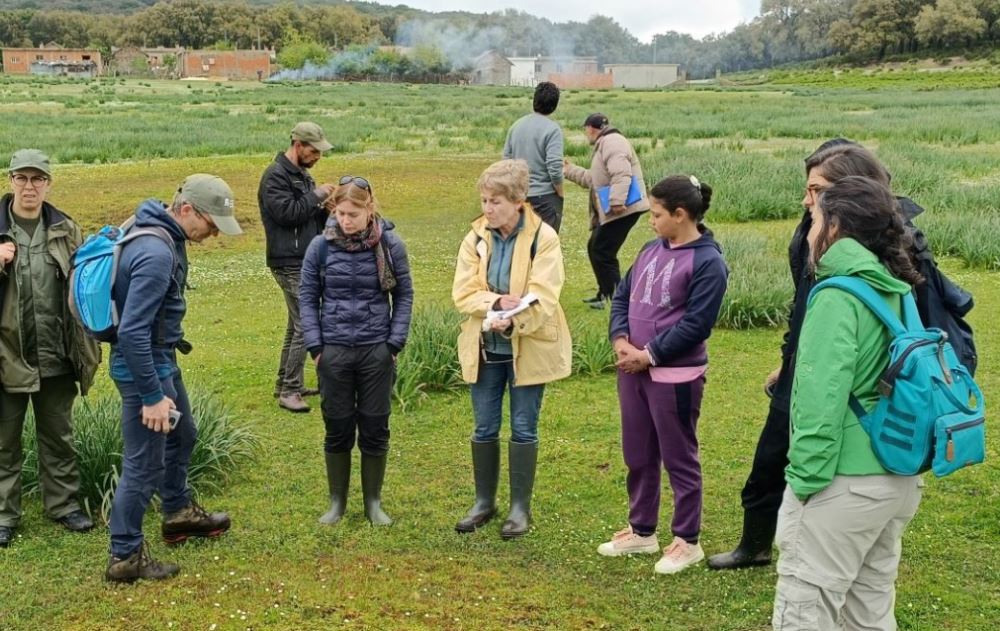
[945,417,985,461]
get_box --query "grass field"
[0,77,998,630]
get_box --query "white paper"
[482,293,539,332]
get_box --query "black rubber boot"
[319,451,351,525]
[501,441,538,540]
[360,453,392,526]
[706,509,777,570]
[455,439,500,533]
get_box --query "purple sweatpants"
[617,370,704,542]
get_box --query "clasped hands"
[613,337,651,374]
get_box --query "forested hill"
[2,1,999,79]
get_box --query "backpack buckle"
[877,379,894,397]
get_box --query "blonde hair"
[328,180,378,213]
[477,159,529,203]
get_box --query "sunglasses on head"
[339,175,372,192]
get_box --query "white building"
[508,56,537,87]
[604,63,681,88]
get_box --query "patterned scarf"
[324,215,396,292]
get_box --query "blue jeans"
[109,371,195,558]
[470,356,545,444]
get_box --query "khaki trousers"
[772,474,922,631]
[0,375,81,526]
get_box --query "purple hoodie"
[610,233,728,368]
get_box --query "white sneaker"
[597,527,660,557]
[653,537,705,574]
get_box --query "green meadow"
[0,77,997,630]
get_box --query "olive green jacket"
[0,194,101,394]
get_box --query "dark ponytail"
[814,176,923,286]
[649,175,712,224]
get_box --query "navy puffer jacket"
[299,217,413,354]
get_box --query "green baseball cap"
[9,149,52,176]
[291,121,333,152]
[177,174,242,236]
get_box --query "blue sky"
[391,0,761,40]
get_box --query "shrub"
[715,230,792,329]
[21,391,258,522]
[393,304,464,409]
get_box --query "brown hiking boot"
[105,542,180,583]
[162,501,231,545]
[278,392,310,413]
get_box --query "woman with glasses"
[451,159,571,539]
[299,176,413,526]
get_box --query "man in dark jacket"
[707,140,976,571]
[105,174,242,583]
[0,149,101,548]
[258,122,335,413]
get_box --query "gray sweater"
[503,113,564,197]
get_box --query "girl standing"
[599,175,728,574]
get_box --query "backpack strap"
[118,225,178,346]
[808,276,911,336]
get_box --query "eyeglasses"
[339,175,372,193]
[194,208,218,232]
[10,174,49,188]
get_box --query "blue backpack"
[68,220,175,343]
[809,276,986,477]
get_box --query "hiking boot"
[301,387,321,397]
[162,501,231,544]
[319,451,351,525]
[361,453,392,526]
[597,527,660,557]
[455,439,500,533]
[0,526,13,548]
[278,392,310,413]
[105,542,180,583]
[57,510,95,533]
[706,510,776,570]
[501,441,538,540]
[654,537,705,575]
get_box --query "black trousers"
[587,213,641,299]
[739,402,791,515]
[317,343,394,456]
[528,193,564,233]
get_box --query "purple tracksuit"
[609,232,728,541]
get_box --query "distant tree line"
[0,0,998,77]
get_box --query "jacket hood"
[897,196,923,221]
[649,230,723,254]
[816,238,911,295]
[133,199,187,242]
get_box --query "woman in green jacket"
[772,176,924,631]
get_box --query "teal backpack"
[809,276,986,477]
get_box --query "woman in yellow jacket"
[452,159,572,539]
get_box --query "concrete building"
[470,50,513,85]
[604,63,682,88]
[508,56,538,87]
[179,49,271,80]
[29,60,99,78]
[2,47,102,75]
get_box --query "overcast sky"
[391,0,761,41]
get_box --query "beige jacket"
[452,206,572,386]
[564,128,649,226]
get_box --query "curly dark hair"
[533,82,560,115]
[813,176,923,286]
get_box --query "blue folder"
[597,176,643,214]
